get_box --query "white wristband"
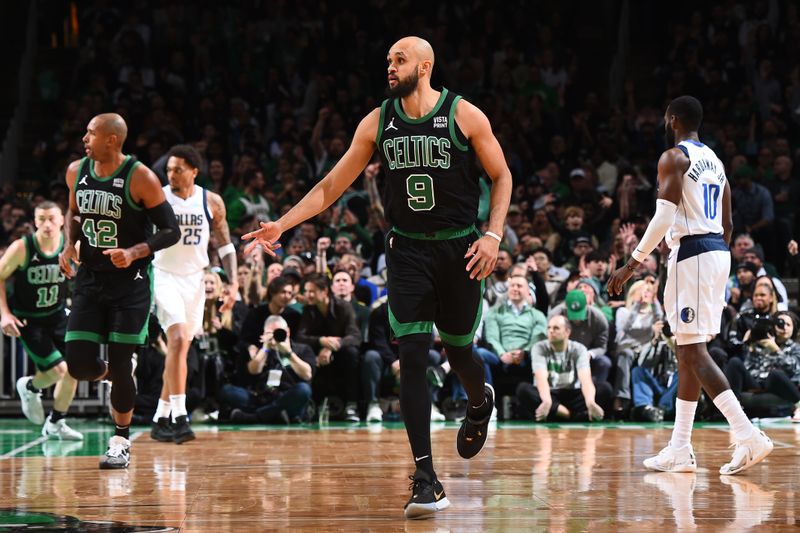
[218,242,236,259]
[485,231,502,243]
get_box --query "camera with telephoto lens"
[750,314,783,342]
[273,328,288,343]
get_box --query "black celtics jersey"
[376,87,478,233]
[12,233,67,318]
[75,156,153,271]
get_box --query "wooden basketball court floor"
[1,419,799,532]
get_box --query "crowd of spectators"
[4,0,800,423]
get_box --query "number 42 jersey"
[376,87,479,233]
[74,155,153,271]
[666,140,727,250]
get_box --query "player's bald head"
[93,113,128,146]
[390,36,435,69]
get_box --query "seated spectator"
[480,275,547,398]
[731,283,779,358]
[750,275,789,312]
[220,316,315,424]
[338,253,379,306]
[531,246,569,303]
[544,204,598,266]
[630,325,679,422]
[508,261,549,314]
[724,310,800,420]
[484,248,514,306]
[297,273,362,422]
[549,290,611,384]
[614,280,664,417]
[577,279,613,323]
[331,268,370,340]
[516,315,611,421]
[561,235,596,273]
[362,298,447,423]
[743,246,788,305]
[202,270,246,361]
[728,262,758,311]
[238,276,303,358]
[581,250,612,304]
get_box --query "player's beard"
[386,68,419,98]
[664,122,676,147]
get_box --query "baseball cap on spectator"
[735,262,758,276]
[526,175,542,187]
[298,251,316,264]
[565,289,587,321]
[508,204,522,215]
[574,235,593,247]
[336,232,354,242]
[569,168,586,180]
[210,266,229,284]
[578,277,601,298]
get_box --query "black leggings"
[66,341,137,413]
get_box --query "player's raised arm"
[607,148,687,295]
[455,99,513,280]
[242,108,380,255]
[103,166,180,269]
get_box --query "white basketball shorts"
[154,268,205,336]
[663,234,730,346]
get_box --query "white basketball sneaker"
[42,414,84,441]
[719,429,773,476]
[643,442,698,473]
[16,376,45,425]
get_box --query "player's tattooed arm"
[208,191,239,311]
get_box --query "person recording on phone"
[219,315,316,424]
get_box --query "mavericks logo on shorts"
[680,307,695,323]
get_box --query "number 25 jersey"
[376,87,479,233]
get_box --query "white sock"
[670,399,697,449]
[153,399,171,422]
[170,394,187,421]
[713,389,754,441]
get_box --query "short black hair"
[585,250,607,263]
[667,95,703,131]
[304,272,330,292]
[531,246,552,261]
[167,144,203,170]
[267,275,293,301]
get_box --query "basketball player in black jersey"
[59,113,180,469]
[244,36,512,518]
[0,202,82,441]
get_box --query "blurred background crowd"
[2,0,800,424]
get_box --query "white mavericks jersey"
[665,140,726,249]
[153,185,211,275]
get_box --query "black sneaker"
[456,383,494,459]
[150,417,174,442]
[230,408,258,424]
[172,415,196,444]
[403,469,450,519]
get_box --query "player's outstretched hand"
[242,221,283,257]
[465,235,500,281]
[607,264,634,296]
[59,244,80,278]
[103,248,136,269]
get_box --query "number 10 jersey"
[666,140,727,249]
[376,87,479,233]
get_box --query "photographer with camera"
[724,310,800,420]
[730,284,778,358]
[220,315,315,424]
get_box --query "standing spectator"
[484,248,514,306]
[531,247,569,302]
[731,165,774,258]
[227,169,273,235]
[297,273,362,422]
[516,315,611,421]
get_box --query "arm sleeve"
[631,199,679,263]
[145,200,180,252]
[531,271,549,314]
